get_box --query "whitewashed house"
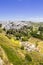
[21,41,39,52]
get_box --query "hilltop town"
[0,21,43,65]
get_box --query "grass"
[1,45,23,65]
[28,37,43,54]
[0,33,43,65]
[10,38,21,47]
[0,34,23,65]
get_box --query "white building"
[21,42,39,52]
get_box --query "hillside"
[0,33,23,65]
[28,37,43,54]
[0,21,43,65]
[0,33,43,65]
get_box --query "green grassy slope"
[28,37,43,54]
[0,34,23,65]
[0,33,43,65]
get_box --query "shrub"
[31,32,43,40]
[3,27,6,31]
[22,37,28,41]
[25,54,32,62]
[21,46,24,50]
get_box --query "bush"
[21,46,24,50]
[16,37,19,40]
[6,29,12,34]
[22,37,28,41]
[25,54,32,62]
[31,32,43,40]
[3,27,6,31]
[15,33,21,39]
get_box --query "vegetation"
[0,24,2,28]
[0,22,43,65]
[25,54,32,62]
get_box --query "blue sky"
[0,0,43,21]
